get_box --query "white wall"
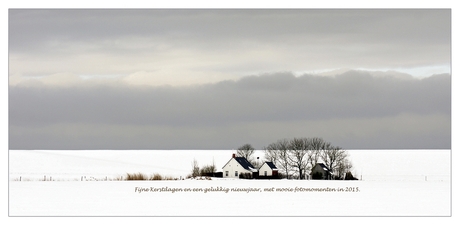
[222,158,252,178]
[258,163,273,176]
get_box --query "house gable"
[222,154,256,178]
[258,161,278,177]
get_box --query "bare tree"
[263,148,279,164]
[236,144,255,157]
[191,158,200,178]
[320,147,348,178]
[287,138,309,179]
[264,137,351,180]
[306,137,333,169]
[236,143,257,166]
[335,157,353,179]
[264,139,291,179]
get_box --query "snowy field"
[8,149,451,217]
[9,179,450,217]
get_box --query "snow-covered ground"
[9,178,450,216]
[8,150,451,216]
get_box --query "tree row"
[237,137,353,180]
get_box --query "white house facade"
[222,154,257,178]
[258,162,278,177]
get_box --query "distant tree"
[287,138,309,180]
[236,144,257,167]
[320,147,348,179]
[335,158,353,179]
[236,144,255,158]
[263,148,279,164]
[190,158,200,178]
[199,165,215,176]
[306,137,330,168]
[264,137,351,180]
[264,139,291,179]
[199,158,217,176]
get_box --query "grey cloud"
[8,113,450,150]
[9,9,451,77]
[9,9,450,48]
[8,71,451,149]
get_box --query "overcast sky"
[8,9,451,150]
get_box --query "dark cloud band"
[9,71,451,149]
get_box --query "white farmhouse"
[222,154,257,178]
[258,162,278,177]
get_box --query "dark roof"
[263,162,278,170]
[310,163,332,175]
[234,157,255,171]
[317,163,329,170]
[316,163,332,174]
[222,156,256,171]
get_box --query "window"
[235,171,238,177]
[225,171,228,177]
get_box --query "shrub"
[239,173,253,179]
[126,172,148,180]
[200,165,216,176]
[312,172,323,180]
[150,173,163,180]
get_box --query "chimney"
[232,153,236,158]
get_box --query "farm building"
[258,161,278,178]
[222,154,257,178]
[311,163,332,180]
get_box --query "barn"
[311,163,332,180]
